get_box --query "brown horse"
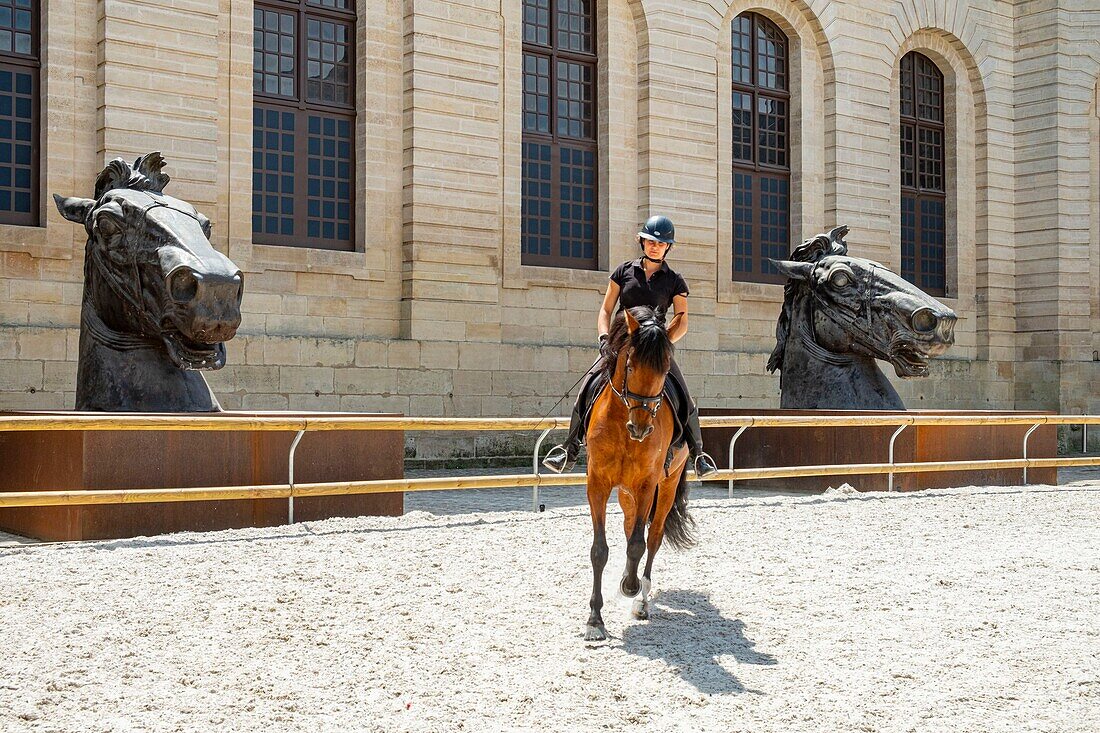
[583,306,695,642]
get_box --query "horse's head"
[769,226,956,378]
[604,306,674,442]
[54,153,242,370]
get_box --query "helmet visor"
[638,231,674,245]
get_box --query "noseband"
[608,349,665,418]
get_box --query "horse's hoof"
[632,607,649,621]
[620,576,640,598]
[631,597,649,620]
[584,624,608,642]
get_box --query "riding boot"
[668,358,719,479]
[543,365,601,473]
[684,399,719,479]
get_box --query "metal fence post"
[1021,423,1041,485]
[887,425,907,492]
[727,425,750,499]
[287,429,306,524]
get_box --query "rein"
[81,303,161,351]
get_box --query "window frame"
[252,0,357,252]
[899,51,947,297]
[730,11,791,285]
[521,0,600,270]
[0,0,41,227]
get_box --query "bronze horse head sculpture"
[767,226,956,410]
[55,153,243,411]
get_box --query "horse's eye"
[911,308,937,334]
[96,214,121,238]
[829,271,850,288]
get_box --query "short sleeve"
[674,273,690,298]
[609,261,629,287]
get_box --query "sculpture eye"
[829,271,850,288]
[197,215,212,238]
[911,308,938,333]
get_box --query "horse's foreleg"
[619,484,654,600]
[585,485,611,642]
[633,466,682,620]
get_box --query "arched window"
[900,51,946,296]
[731,12,790,284]
[521,0,598,269]
[252,0,356,251]
[0,0,39,226]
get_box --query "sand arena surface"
[1,484,1098,732]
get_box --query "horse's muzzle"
[169,268,243,344]
[627,422,653,442]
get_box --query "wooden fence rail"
[0,413,1096,509]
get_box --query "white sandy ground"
[1,484,1098,733]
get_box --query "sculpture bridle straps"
[609,348,665,418]
[800,261,881,364]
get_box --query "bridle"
[608,348,666,418]
[85,193,208,340]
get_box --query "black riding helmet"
[638,215,675,262]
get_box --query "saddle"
[580,369,687,472]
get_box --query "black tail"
[650,467,696,550]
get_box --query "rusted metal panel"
[0,411,404,541]
[701,408,1058,492]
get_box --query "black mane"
[601,306,673,380]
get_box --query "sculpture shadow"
[620,589,776,695]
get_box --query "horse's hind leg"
[585,482,611,642]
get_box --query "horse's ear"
[770,259,813,281]
[53,194,95,224]
[624,308,640,335]
[828,225,849,255]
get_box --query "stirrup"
[693,452,719,480]
[542,444,577,474]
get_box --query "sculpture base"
[700,409,1058,491]
[0,411,403,541]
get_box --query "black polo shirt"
[609,258,690,315]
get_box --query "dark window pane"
[755,15,787,91]
[0,55,37,226]
[556,0,592,53]
[899,52,947,292]
[731,15,752,85]
[522,1,598,268]
[306,112,354,246]
[252,103,296,239]
[731,12,790,283]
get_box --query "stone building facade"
[1,1,1098,449]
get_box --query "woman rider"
[542,215,719,479]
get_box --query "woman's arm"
[598,281,620,338]
[668,294,688,343]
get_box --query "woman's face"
[641,237,671,260]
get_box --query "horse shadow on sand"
[620,589,776,695]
